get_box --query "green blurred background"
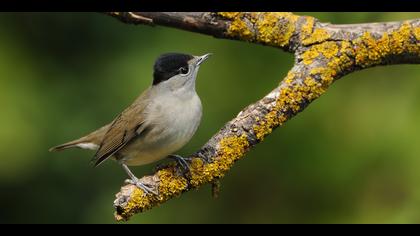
[1,12,420,223]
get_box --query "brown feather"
[49,124,110,152]
[92,88,151,167]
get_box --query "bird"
[49,52,212,194]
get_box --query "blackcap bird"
[49,52,212,194]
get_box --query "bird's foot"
[124,178,158,196]
[196,152,212,164]
[168,154,191,176]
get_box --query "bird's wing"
[91,88,151,167]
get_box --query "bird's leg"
[121,164,157,195]
[153,155,190,173]
[168,154,191,173]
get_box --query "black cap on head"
[153,53,194,85]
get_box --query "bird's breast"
[149,92,202,149]
[118,92,202,166]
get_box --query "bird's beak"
[196,53,212,66]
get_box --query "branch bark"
[107,12,420,221]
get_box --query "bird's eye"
[179,66,189,75]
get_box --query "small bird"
[49,52,211,194]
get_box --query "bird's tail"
[49,138,92,152]
[49,124,110,152]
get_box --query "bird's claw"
[169,155,191,174]
[196,152,212,164]
[125,178,158,196]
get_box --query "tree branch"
[107,12,420,221]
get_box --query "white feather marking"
[77,143,99,150]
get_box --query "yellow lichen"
[354,32,385,66]
[338,41,355,61]
[301,41,339,65]
[119,187,152,219]
[327,42,354,77]
[354,22,420,67]
[306,42,354,88]
[300,16,331,45]
[217,12,240,19]
[157,168,188,199]
[276,81,314,118]
[283,71,296,85]
[310,67,335,86]
[253,111,286,141]
[277,85,299,113]
[275,42,355,121]
[218,12,299,47]
[218,12,253,41]
[189,157,205,185]
[228,16,254,41]
[413,27,420,41]
[302,21,419,70]
[301,48,320,65]
[320,42,340,59]
[300,16,315,41]
[219,135,249,159]
[389,22,412,54]
[257,12,298,47]
[190,135,249,187]
[253,40,350,141]
[303,77,326,100]
[302,28,331,46]
[117,167,188,220]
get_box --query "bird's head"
[152,52,212,92]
